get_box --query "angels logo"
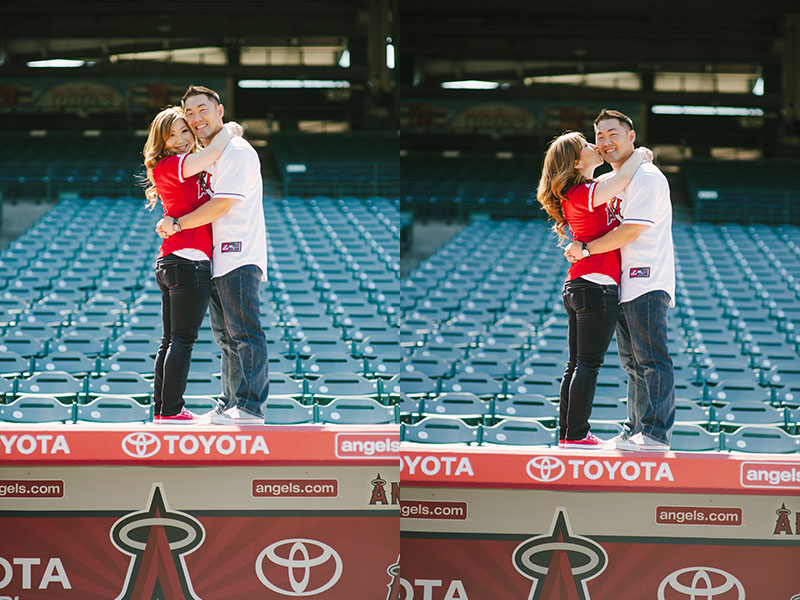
[773,503,800,535]
[110,483,205,600]
[197,171,213,201]
[606,196,622,226]
[386,556,401,600]
[369,473,400,506]
[513,507,607,600]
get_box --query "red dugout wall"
[0,425,400,599]
[400,446,800,600]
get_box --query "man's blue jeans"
[616,290,675,444]
[209,264,269,417]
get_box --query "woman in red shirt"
[142,106,240,423]
[537,131,650,448]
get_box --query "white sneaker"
[194,410,222,425]
[615,432,670,452]
[603,433,629,450]
[210,406,264,425]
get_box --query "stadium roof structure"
[0,1,381,79]
[399,1,792,109]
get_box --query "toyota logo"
[256,538,343,596]
[121,432,161,458]
[526,456,565,482]
[658,567,744,600]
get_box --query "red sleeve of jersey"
[153,154,191,213]
[565,183,596,214]
[153,154,189,189]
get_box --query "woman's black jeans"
[559,278,618,441]
[153,254,211,417]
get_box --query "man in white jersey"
[566,108,676,451]
[157,85,269,424]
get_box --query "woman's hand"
[224,121,243,137]
[637,146,654,162]
[564,241,580,263]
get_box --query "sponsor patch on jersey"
[221,241,242,253]
[629,267,650,278]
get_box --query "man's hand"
[155,217,178,239]
[564,241,582,263]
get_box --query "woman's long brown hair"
[141,106,196,210]
[536,131,591,244]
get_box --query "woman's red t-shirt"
[561,182,621,285]
[153,153,213,259]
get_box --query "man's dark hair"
[594,108,634,131]
[181,85,221,108]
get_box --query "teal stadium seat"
[401,416,479,445]
[670,424,721,452]
[76,397,151,423]
[317,397,396,425]
[482,419,557,447]
[723,426,800,454]
[0,396,74,424]
[264,397,315,425]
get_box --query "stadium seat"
[15,371,85,402]
[716,401,786,428]
[482,419,557,446]
[588,397,627,422]
[302,352,366,377]
[443,372,504,398]
[308,373,378,400]
[723,425,800,454]
[0,396,74,423]
[36,351,96,377]
[670,424,721,452]
[401,416,480,445]
[0,352,32,377]
[0,333,47,358]
[267,373,305,399]
[182,397,219,414]
[76,396,151,423]
[390,372,437,398]
[457,356,514,379]
[183,374,222,398]
[264,397,315,425]
[111,333,159,355]
[368,355,404,379]
[317,397,396,424]
[492,394,558,423]
[510,375,561,398]
[588,420,623,439]
[101,352,154,375]
[404,354,450,379]
[87,372,152,401]
[421,393,491,422]
[674,399,713,426]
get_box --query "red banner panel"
[402,529,800,599]
[0,485,398,599]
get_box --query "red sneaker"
[563,432,605,450]
[155,408,197,424]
